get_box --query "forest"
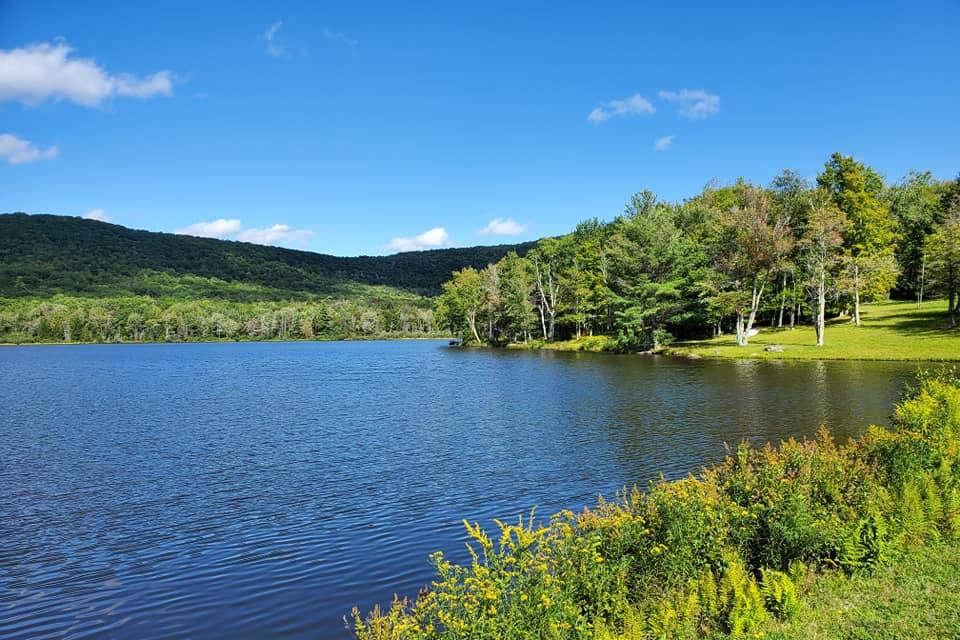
[0,214,531,343]
[0,285,436,344]
[436,153,960,350]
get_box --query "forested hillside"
[0,213,533,298]
[0,213,533,343]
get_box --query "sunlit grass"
[763,542,960,640]
[506,335,618,352]
[669,299,960,361]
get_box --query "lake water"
[0,340,920,639]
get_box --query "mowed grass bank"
[763,541,960,640]
[669,299,960,361]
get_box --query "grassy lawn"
[668,300,960,361]
[764,543,960,640]
[506,334,618,352]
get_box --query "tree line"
[436,153,960,349]
[0,296,437,344]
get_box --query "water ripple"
[0,341,916,638]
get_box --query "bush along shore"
[352,370,960,639]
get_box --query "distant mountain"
[0,213,534,299]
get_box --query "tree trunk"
[735,311,745,346]
[950,291,957,328]
[778,272,787,327]
[918,252,925,307]
[815,269,826,347]
[852,262,862,327]
[468,313,482,344]
[740,282,765,346]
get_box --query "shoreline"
[455,300,960,363]
[460,340,960,363]
[0,335,452,348]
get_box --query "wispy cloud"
[83,208,110,222]
[478,217,528,236]
[654,135,675,151]
[263,21,285,57]
[175,218,314,247]
[587,94,655,123]
[236,224,315,247]
[658,89,719,119]
[384,227,450,253]
[320,28,358,47]
[0,41,173,107]
[0,133,58,164]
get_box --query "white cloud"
[0,133,58,164]
[384,227,450,252]
[658,89,719,119]
[83,208,110,222]
[175,218,243,239]
[478,217,528,236]
[236,224,315,247]
[264,21,284,57]
[654,135,675,151]
[0,41,173,107]
[174,219,315,247]
[587,93,655,123]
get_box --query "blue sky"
[2,1,958,256]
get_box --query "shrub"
[353,373,960,640]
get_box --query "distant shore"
[0,335,450,347]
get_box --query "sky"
[1,1,958,256]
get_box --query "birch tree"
[717,185,794,346]
[799,191,845,346]
[529,238,568,340]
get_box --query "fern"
[760,568,800,620]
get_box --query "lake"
[0,340,920,639]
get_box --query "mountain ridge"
[0,213,534,298]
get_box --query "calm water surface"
[0,340,919,639]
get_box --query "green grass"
[764,543,960,640]
[506,334,619,352]
[668,300,960,361]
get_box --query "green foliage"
[925,204,960,325]
[353,373,960,640]
[0,293,437,343]
[759,568,800,621]
[0,212,533,298]
[436,154,958,352]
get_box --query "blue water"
[0,341,918,638]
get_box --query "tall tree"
[925,201,960,327]
[799,190,845,346]
[888,171,942,302]
[714,184,795,346]
[607,203,697,349]
[529,237,570,340]
[817,152,898,325]
[496,252,536,343]
[435,267,485,343]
